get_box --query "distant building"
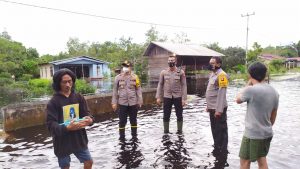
[258,54,286,63]
[286,57,300,68]
[143,41,224,83]
[39,56,110,80]
[258,54,300,69]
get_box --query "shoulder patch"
[136,76,141,87]
[218,73,228,88]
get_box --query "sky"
[0,0,300,55]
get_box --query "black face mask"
[168,62,176,67]
[207,64,220,71]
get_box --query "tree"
[0,30,11,40]
[247,42,262,62]
[205,42,223,53]
[262,46,277,55]
[0,37,27,78]
[289,41,300,57]
[262,44,299,58]
[21,60,39,77]
[172,32,190,44]
[66,37,88,56]
[26,47,39,59]
[223,46,246,72]
[144,26,167,45]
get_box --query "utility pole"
[241,12,255,66]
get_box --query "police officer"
[205,56,229,154]
[156,54,187,134]
[112,60,143,140]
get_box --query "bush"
[0,77,14,86]
[0,72,11,78]
[232,64,246,73]
[75,79,96,94]
[28,79,52,97]
[29,79,51,88]
[229,73,248,81]
[268,60,287,74]
[19,74,33,81]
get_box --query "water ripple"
[0,79,300,168]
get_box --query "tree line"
[1,26,300,83]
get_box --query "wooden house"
[143,42,224,83]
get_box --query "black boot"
[119,128,125,141]
[163,122,169,133]
[177,121,183,134]
[131,127,137,138]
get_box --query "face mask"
[122,67,130,73]
[207,64,220,71]
[168,62,176,67]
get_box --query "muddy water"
[0,76,300,169]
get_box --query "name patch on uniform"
[218,73,228,88]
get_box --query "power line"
[0,0,210,30]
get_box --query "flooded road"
[0,76,300,169]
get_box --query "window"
[50,66,53,77]
[45,67,47,78]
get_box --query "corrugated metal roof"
[144,41,224,57]
[259,54,285,60]
[50,56,109,65]
[286,57,300,61]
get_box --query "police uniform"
[206,68,229,152]
[156,67,187,133]
[112,61,143,139]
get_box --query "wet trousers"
[209,107,228,152]
[163,97,183,122]
[118,104,138,138]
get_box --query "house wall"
[53,60,110,79]
[147,46,212,82]
[92,64,103,78]
[147,46,171,82]
[177,56,211,71]
[53,65,60,72]
[102,64,111,77]
[39,64,53,79]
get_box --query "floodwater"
[0,76,300,169]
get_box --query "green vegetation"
[205,41,300,81]
[268,60,287,74]
[75,79,96,94]
[0,78,96,107]
[289,67,300,73]
[0,28,300,107]
[228,73,248,81]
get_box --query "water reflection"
[1,76,300,168]
[116,138,144,169]
[210,147,229,169]
[153,134,191,169]
[2,125,51,152]
[90,79,113,94]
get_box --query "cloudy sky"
[0,0,299,55]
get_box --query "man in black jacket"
[46,68,94,169]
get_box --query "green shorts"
[239,136,272,162]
